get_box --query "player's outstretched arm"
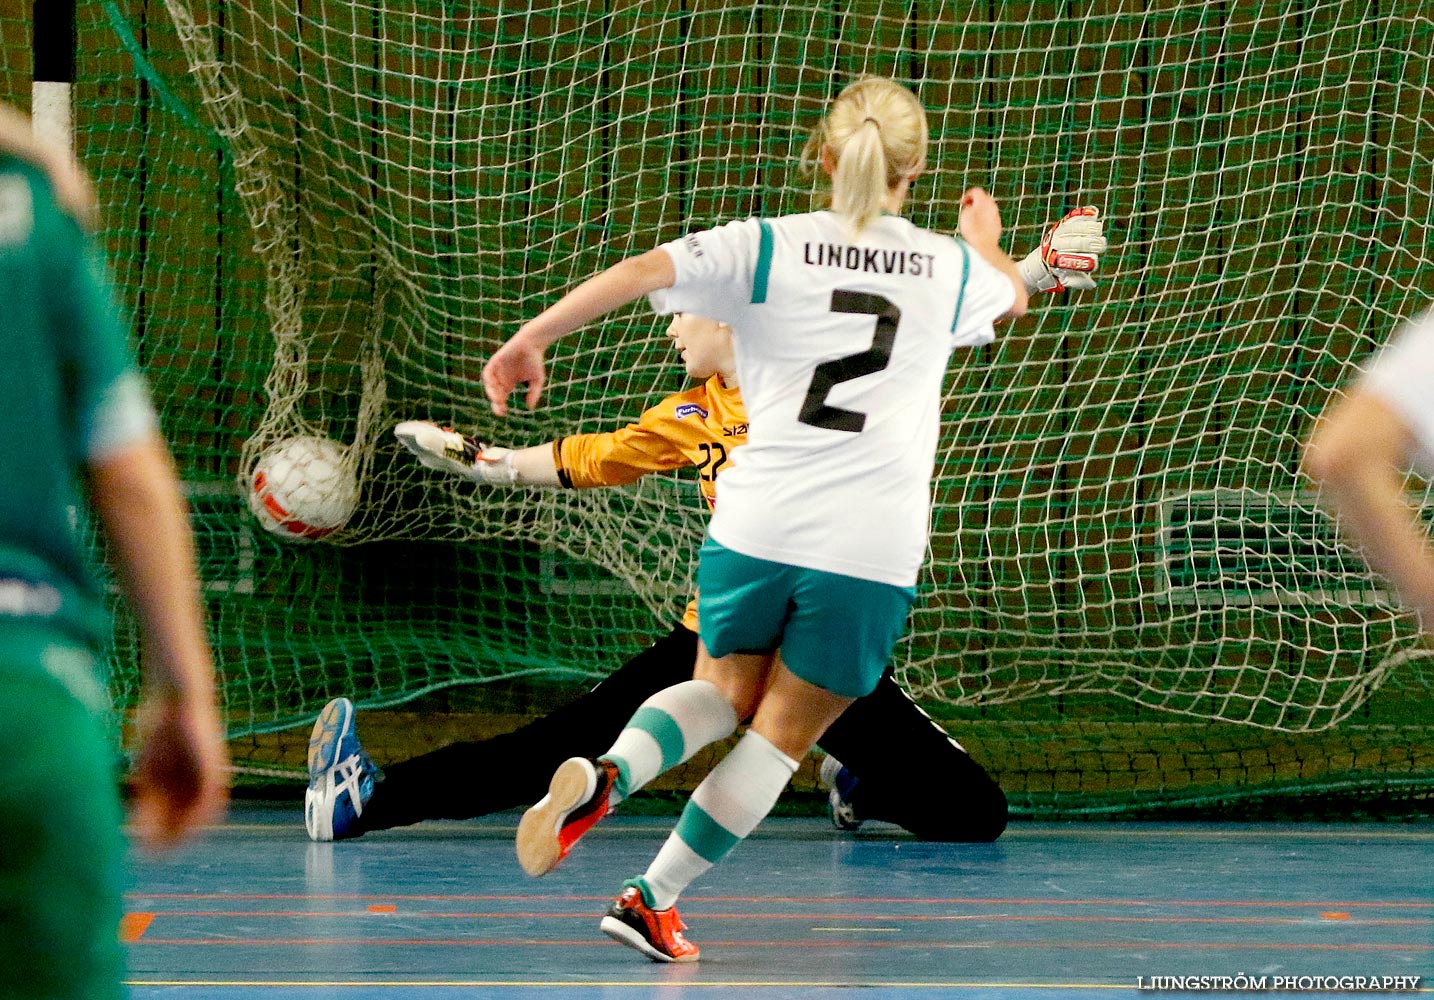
[958,188,1029,319]
[483,248,677,415]
[0,104,96,227]
[394,421,560,486]
[1305,389,1434,629]
[88,436,229,849]
[1016,206,1107,295]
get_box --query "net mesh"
[41,1,1434,813]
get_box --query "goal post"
[61,1,1434,814]
[31,0,74,151]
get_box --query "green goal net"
[35,1,1434,814]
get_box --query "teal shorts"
[0,624,125,1000]
[696,538,916,698]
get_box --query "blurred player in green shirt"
[0,104,227,998]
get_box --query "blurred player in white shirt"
[1306,306,1434,628]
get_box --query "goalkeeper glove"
[1016,206,1107,294]
[393,420,518,485]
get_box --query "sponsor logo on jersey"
[682,233,706,258]
[722,423,748,437]
[674,403,710,420]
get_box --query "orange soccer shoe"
[600,884,699,963]
[515,757,619,876]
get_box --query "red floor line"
[125,892,1434,908]
[696,896,1434,909]
[132,910,1434,927]
[130,937,1434,951]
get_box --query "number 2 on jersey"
[797,290,901,433]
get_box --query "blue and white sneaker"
[818,754,863,832]
[304,697,379,842]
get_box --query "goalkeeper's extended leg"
[350,625,700,836]
[815,672,1008,842]
[305,697,381,842]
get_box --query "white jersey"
[650,210,1017,587]
[1360,306,1434,474]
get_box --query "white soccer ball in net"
[247,436,359,541]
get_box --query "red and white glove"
[394,420,518,485]
[1017,206,1107,294]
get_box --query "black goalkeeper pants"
[357,623,1007,842]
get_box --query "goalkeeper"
[303,209,1105,846]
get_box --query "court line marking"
[129,937,1433,951]
[123,980,1147,990]
[206,823,1434,842]
[124,909,1434,926]
[992,829,1434,842]
[124,892,1434,908]
[121,981,1434,992]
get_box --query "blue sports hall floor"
[123,805,1432,998]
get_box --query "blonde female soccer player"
[483,77,1058,962]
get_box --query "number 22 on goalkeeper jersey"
[649,210,1016,590]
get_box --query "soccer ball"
[247,436,358,541]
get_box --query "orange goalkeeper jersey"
[553,374,746,630]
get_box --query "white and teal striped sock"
[603,679,737,803]
[636,729,798,910]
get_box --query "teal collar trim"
[950,241,972,333]
[752,219,773,303]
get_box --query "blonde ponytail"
[801,77,928,236]
[831,119,887,234]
